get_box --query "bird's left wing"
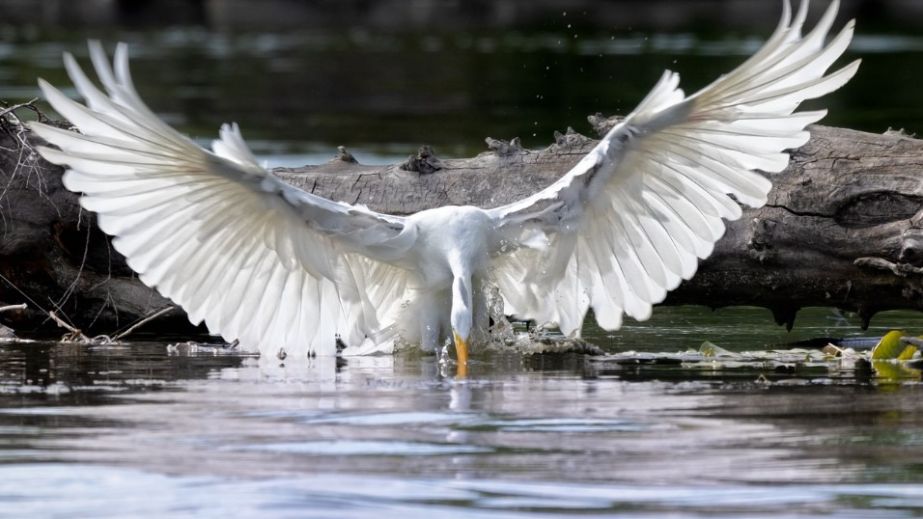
[29,42,417,357]
[488,0,858,334]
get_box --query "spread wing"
[488,0,859,333]
[30,41,418,357]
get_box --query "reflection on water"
[1,308,923,517]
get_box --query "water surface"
[2,308,923,517]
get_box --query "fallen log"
[1,104,922,335]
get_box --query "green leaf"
[869,331,922,381]
[871,330,907,360]
[897,344,919,361]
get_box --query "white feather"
[488,0,858,333]
[32,44,415,358]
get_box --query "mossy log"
[1,108,922,336]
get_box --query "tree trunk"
[1,108,922,335]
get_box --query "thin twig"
[113,306,174,341]
[48,310,91,343]
[0,303,26,313]
[55,219,92,311]
[0,98,39,120]
[0,272,47,315]
[48,310,80,334]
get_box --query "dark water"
[3,25,923,160]
[3,19,923,519]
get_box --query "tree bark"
[1,108,922,335]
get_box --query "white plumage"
[31,0,858,364]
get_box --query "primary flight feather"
[30,0,859,366]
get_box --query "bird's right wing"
[30,42,418,357]
[488,0,858,334]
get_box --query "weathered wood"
[1,106,922,335]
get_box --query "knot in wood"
[900,227,923,267]
[400,145,443,174]
[834,191,923,228]
[747,217,777,262]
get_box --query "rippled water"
[2,308,923,517]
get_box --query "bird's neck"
[450,271,473,340]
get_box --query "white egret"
[29,0,858,371]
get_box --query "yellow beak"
[453,330,468,378]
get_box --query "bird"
[29,0,858,373]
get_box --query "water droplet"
[566,24,572,29]
[562,11,567,16]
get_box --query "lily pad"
[870,330,915,360]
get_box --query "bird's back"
[405,206,494,285]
